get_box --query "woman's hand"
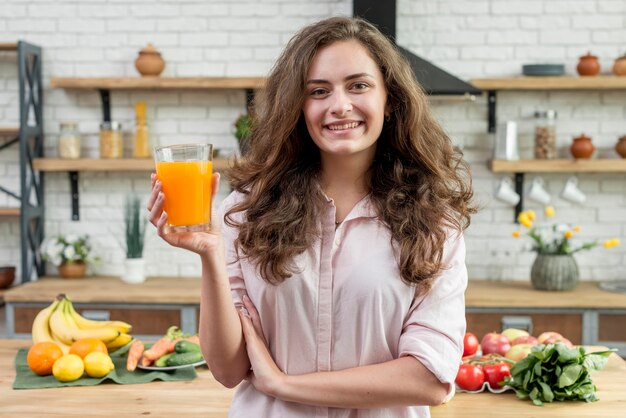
[147,172,223,255]
[238,294,286,397]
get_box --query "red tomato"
[463,332,479,357]
[455,363,485,391]
[482,362,511,389]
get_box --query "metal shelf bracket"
[69,171,79,220]
[514,172,524,223]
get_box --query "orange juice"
[155,161,213,229]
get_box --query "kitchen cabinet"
[1,339,625,417]
[0,41,45,282]
[472,75,626,221]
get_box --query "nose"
[330,90,352,116]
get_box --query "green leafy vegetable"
[504,343,615,405]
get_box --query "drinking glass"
[154,143,213,233]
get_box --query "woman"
[148,16,475,418]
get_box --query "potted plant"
[122,194,148,284]
[513,207,620,290]
[233,113,252,155]
[40,235,98,279]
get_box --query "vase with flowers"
[513,207,620,291]
[122,194,148,284]
[40,234,98,279]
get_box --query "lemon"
[83,352,115,378]
[52,354,85,382]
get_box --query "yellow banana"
[66,300,132,333]
[31,299,59,345]
[50,333,71,355]
[105,333,133,351]
[50,298,121,344]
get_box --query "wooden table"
[1,340,625,417]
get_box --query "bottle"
[534,110,557,159]
[133,101,151,158]
[58,122,81,159]
[99,121,123,159]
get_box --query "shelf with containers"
[47,76,264,220]
[472,76,626,221]
[0,41,45,283]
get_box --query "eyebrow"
[306,72,375,85]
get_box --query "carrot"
[140,355,153,367]
[142,337,176,361]
[126,340,145,372]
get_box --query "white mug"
[560,176,586,204]
[527,177,551,205]
[495,177,521,206]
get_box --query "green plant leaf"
[558,364,583,388]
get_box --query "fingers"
[209,173,222,233]
[148,190,165,226]
[242,295,267,345]
[147,174,161,213]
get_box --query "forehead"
[307,40,382,78]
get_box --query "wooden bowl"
[0,266,16,289]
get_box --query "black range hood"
[354,0,482,96]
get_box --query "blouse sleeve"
[397,231,468,394]
[217,192,248,309]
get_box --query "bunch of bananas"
[31,294,133,354]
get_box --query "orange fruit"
[27,342,64,376]
[69,338,108,359]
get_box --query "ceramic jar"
[570,133,595,159]
[613,54,626,76]
[531,254,579,291]
[134,43,165,77]
[576,52,600,76]
[616,135,626,158]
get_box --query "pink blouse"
[219,191,467,418]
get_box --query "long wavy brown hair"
[226,16,476,289]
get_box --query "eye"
[309,88,328,97]
[350,82,370,91]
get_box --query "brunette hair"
[226,16,476,288]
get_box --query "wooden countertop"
[1,340,625,417]
[5,277,626,309]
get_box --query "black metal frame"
[17,41,46,281]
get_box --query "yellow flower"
[604,239,621,249]
[517,212,533,228]
[512,231,521,238]
[525,210,536,221]
[564,230,573,239]
[573,225,581,233]
[544,206,555,218]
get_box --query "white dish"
[137,358,206,372]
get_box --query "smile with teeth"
[326,121,361,130]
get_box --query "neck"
[320,155,371,200]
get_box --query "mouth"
[325,121,363,131]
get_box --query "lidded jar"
[613,53,626,76]
[134,43,165,77]
[570,133,595,159]
[533,110,558,159]
[577,52,600,76]
[616,135,626,158]
[58,121,81,159]
[99,121,123,159]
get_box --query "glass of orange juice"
[154,143,213,233]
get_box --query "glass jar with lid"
[100,121,123,159]
[534,110,557,159]
[58,122,81,159]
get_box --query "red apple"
[480,332,511,356]
[512,335,539,346]
[505,344,534,362]
[501,328,529,342]
[537,331,563,344]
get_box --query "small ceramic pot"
[134,43,165,77]
[613,54,626,76]
[570,133,595,159]
[616,135,626,158]
[531,254,579,291]
[58,261,87,279]
[576,52,600,76]
[121,258,146,284]
[0,266,16,289]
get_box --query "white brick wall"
[1,0,624,282]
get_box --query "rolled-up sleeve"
[218,193,247,308]
[398,231,467,392]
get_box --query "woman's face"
[303,40,388,162]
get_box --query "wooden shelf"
[0,43,18,52]
[0,208,20,216]
[32,158,231,172]
[50,77,266,90]
[489,159,626,173]
[472,76,626,91]
[0,127,19,137]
